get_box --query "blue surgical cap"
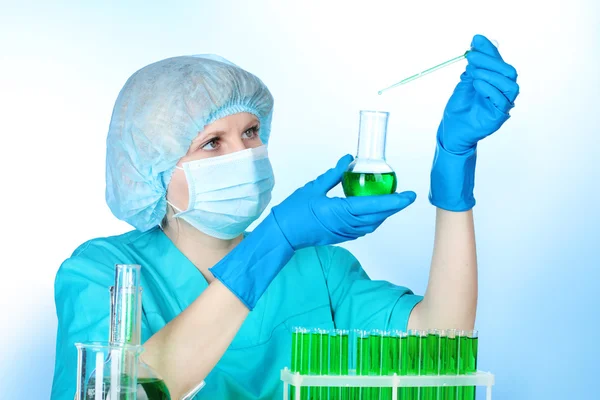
[105,54,274,232]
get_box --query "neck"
[163,219,242,282]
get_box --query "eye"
[242,125,259,140]
[200,138,220,151]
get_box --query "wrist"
[429,141,477,212]
[209,213,295,309]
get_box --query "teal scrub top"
[51,227,422,399]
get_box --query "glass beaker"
[75,341,142,400]
[342,110,398,197]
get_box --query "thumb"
[311,154,353,194]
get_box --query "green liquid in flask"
[342,171,397,197]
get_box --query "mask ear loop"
[166,165,186,214]
[166,200,184,213]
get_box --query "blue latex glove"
[272,154,417,250]
[429,34,520,211]
[210,154,416,309]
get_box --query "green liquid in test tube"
[380,331,398,400]
[457,330,478,400]
[309,329,329,400]
[440,329,459,400]
[355,330,371,400]
[329,330,349,400]
[369,330,384,400]
[290,327,310,400]
[398,331,408,400]
[291,328,300,400]
[403,329,421,400]
[421,329,441,400]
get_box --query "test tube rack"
[281,327,494,400]
[280,369,495,400]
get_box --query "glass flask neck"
[109,264,142,345]
[356,110,389,160]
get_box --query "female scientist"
[51,34,519,399]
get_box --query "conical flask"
[342,110,397,197]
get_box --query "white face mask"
[168,145,275,239]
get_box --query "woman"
[51,35,519,399]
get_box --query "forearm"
[142,280,249,399]
[409,208,477,330]
[142,214,294,398]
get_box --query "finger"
[343,191,417,215]
[337,221,381,237]
[345,208,404,228]
[473,79,513,114]
[469,67,520,104]
[310,154,354,194]
[351,223,382,237]
[471,34,502,59]
[466,51,518,81]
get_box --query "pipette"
[378,40,498,95]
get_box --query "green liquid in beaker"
[87,376,170,400]
[342,172,397,196]
[138,378,170,400]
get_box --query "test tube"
[440,329,459,400]
[421,329,441,400]
[290,327,310,400]
[310,328,330,399]
[329,329,349,400]
[398,331,409,400]
[369,329,385,399]
[354,330,371,400]
[111,264,142,345]
[402,329,421,400]
[380,331,398,400]
[458,330,478,400]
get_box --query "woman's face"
[166,112,264,211]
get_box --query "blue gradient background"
[2,1,598,399]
